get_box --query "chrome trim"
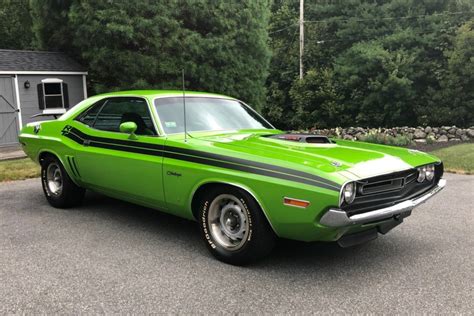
[320,178,446,228]
[283,196,310,208]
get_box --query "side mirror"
[119,121,138,140]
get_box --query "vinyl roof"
[0,49,87,72]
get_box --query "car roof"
[93,90,236,100]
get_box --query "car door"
[68,96,166,209]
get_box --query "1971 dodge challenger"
[19,90,446,264]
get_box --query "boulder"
[461,135,470,141]
[424,126,432,133]
[414,129,427,139]
[455,129,464,136]
[449,138,461,142]
[437,135,448,142]
[343,134,354,140]
[467,129,474,138]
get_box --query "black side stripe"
[62,126,340,191]
[70,127,340,189]
[66,156,77,177]
[71,157,81,177]
[162,145,336,188]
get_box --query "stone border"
[304,126,474,143]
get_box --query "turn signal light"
[283,197,310,208]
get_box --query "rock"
[455,129,464,136]
[424,126,432,133]
[461,135,470,141]
[439,129,447,135]
[414,129,427,139]
[448,128,456,135]
[432,127,439,134]
[467,129,474,138]
[414,139,427,143]
[343,134,354,140]
[447,134,456,139]
[450,138,461,142]
[437,135,449,142]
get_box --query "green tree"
[289,68,343,128]
[334,41,417,126]
[29,0,72,51]
[0,0,34,49]
[31,0,271,110]
[444,20,474,126]
[422,20,474,127]
[266,0,474,128]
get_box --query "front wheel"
[198,186,276,265]
[41,155,85,208]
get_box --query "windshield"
[154,97,273,134]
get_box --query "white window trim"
[13,75,23,128]
[41,78,65,110]
[0,71,87,75]
[82,75,87,99]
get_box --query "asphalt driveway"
[1,173,472,313]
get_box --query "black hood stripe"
[62,126,340,191]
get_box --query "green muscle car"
[19,90,446,265]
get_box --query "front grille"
[359,170,417,195]
[343,163,443,216]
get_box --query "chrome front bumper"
[320,178,446,228]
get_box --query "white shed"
[0,49,87,147]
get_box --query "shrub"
[358,132,413,147]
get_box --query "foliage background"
[1,0,473,128]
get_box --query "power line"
[311,28,454,44]
[268,22,298,35]
[268,10,473,36]
[304,10,473,24]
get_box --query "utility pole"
[299,0,304,79]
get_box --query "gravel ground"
[0,173,473,314]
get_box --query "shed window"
[37,78,69,110]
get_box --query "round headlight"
[342,182,356,204]
[425,164,435,181]
[417,167,426,182]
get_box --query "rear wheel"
[41,155,85,208]
[198,186,276,265]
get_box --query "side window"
[75,99,105,127]
[92,97,156,136]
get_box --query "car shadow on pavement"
[76,190,420,271]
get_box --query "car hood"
[190,130,440,183]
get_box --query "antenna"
[182,69,187,142]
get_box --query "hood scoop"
[266,133,332,144]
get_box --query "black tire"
[198,185,276,265]
[41,155,85,208]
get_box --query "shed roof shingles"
[0,49,87,72]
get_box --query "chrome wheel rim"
[208,194,249,251]
[46,163,63,196]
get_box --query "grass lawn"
[0,158,40,182]
[431,143,474,175]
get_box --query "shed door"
[0,76,19,147]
